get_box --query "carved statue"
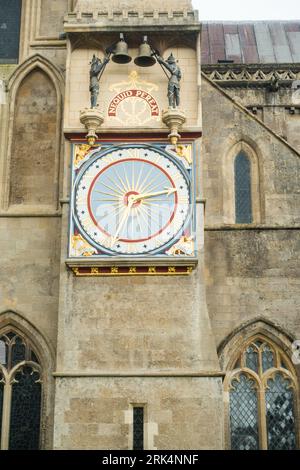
[157,53,182,108]
[89,54,110,108]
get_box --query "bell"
[134,36,156,67]
[112,34,132,65]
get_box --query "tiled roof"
[201,22,300,64]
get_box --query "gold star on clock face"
[74,146,191,255]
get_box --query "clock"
[72,144,192,256]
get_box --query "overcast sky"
[192,0,300,21]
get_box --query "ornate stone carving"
[202,65,300,88]
[79,108,104,145]
[162,108,186,145]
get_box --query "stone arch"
[4,54,63,211]
[223,140,264,225]
[218,317,295,371]
[0,309,55,449]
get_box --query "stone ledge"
[53,370,225,378]
[66,257,198,276]
[202,64,300,88]
[64,10,200,32]
[205,225,300,231]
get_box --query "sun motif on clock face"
[72,145,192,256]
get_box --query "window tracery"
[226,337,298,450]
[0,331,42,450]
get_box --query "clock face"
[73,146,191,256]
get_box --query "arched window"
[234,152,253,224]
[0,331,42,450]
[226,337,298,450]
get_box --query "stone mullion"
[0,380,12,450]
[258,384,268,450]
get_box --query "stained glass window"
[0,340,6,365]
[235,152,253,224]
[228,337,298,450]
[230,374,259,450]
[0,331,42,450]
[11,336,26,368]
[133,407,144,450]
[9,366,42,450]
[266,374,297,450]
[245,346,258,373]
[262,345,274,372]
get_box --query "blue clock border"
[68,141,197,260]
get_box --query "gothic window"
[0,0,22,64]
[0,331,42,450]
[227,337,298,450]
[234,152,253,224]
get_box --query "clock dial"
[73,146,191,255]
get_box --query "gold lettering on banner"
[108,71,160,126]
[108,89,159,117]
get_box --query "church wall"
[201,78,300,388]
[201,78,300,227]
[39,0,69,38]
[224,87,300,153]
[53,376,223,450]
[55,269,219,373]
[0,217,61,349]
[205,229,300,346]
[0,3,65,354]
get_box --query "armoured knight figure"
[89,54,110,108]
[157,53,182,108]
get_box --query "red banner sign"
[108,89,160,117]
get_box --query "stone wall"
[56,270,219,373]
[39,0,68,38]
[202,77,300,385]
[201,77,300,227]
[0,217,61,349]
[204,229,300,346]
[224,86,300,153]
[54,377,223,450]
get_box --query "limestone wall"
[53,377,223,450]
[201,77,300,227]
[201,77,300,355]
[224,86,300,154]
[0,218,61,349]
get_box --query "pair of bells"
[112,34,156,67]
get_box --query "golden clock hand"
[132,188,177,203]
[110,197,134,248]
